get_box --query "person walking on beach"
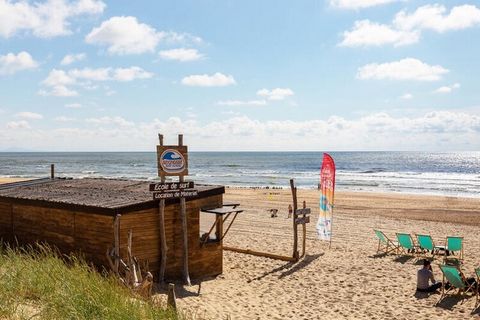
[416,260,441,293]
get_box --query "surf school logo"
[160,149,186,174]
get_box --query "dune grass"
[0,244,180,320]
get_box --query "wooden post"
[167,283,177,311]
[50,164,55,179]
[178,134,191,286]
[158,134,168,283]
[301,201,307,258]
[290,179,299,261]
[113,214,121,274]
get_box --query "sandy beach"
[0,178,31,184]
[1,178,478,319]
[170,188,480,319]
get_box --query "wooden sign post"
[290,179,311,261]
[154,134,193,286]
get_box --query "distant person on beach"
[416,260,441,293]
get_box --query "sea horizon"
[1,151,478,198]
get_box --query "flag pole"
[329,205,334,249]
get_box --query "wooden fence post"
[290,179,299,261]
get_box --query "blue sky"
[0,0,479,151]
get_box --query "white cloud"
[181,72,236,87]
[39,85,79,97]
[257,88,294,100]
[394,4,480,33]
[357,58,449,81]
[341,4,480,48]
[217,100,267,106]
[85,16,159,54]
[435,83,461,94]
[15,111,43,119]
[2,111,478,151]
[0,0,105,38]
[86,116,134,127]
[400,93,413,100]
[340,20,419,47]
[159,48,203,62]
[60,53,86,66]
[112,67,153,81]
[6,120,30,129]
[85,16,202,55]
[0,51,38,75]
[65,103,82,109]
[39,66,153,96]
[330,0,400,10]
[54,116,75,122]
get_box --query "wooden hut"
[0,178,225,280]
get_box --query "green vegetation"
[0,244,179,320]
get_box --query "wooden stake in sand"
[290,179,299,261]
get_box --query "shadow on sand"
[435,295,468,310]
[153,276,218,298]
[247,253,324,282]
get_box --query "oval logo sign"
[160,149,186,173]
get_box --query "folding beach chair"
[438,264,476,304]
[444,236,464,263]
[396,233,419,256]
[373,230,398,255]
[415,234,445,259]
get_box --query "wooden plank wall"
[119,194,223,280]
[0,200,114,267]
[0,200,12,242]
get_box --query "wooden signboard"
[156,146,188,177]
[295,216,310,225]
[295,208,311,216]
[149,181,194,192]
[153,189,198,200]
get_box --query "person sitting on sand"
[417,260,442,293]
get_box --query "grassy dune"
[0,244,180,320]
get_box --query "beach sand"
[0,178,31,184]
[167,188,480,320]
[2,177,478,319]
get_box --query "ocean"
[0,152,479,198]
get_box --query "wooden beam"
[290,179,299,261]
[158,134,167,283]
[50,164,55,179]
[224,246,296,262]
[178,133,191,286]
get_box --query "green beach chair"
[374,230,398,255]
[395,233,419,256]
[415,234,445,259]
[438,264,476,303]
[444,236,464,262]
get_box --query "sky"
[0,0,479,151]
